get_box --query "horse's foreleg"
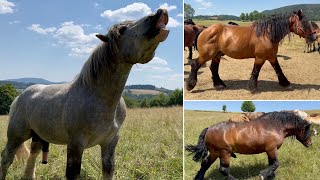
[66,141,85,180]
[218,151,235,180]
[210,52,226,89]
[194,154,217,180]
[100,135,119,180]
[269,58,291,88]
[188,46,193,59]
[22,141,42,180]
[260,149,279,180]
[186,59,202,91]
[248,58,265,92]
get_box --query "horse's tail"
[185,127,208,163]
[16,142,30,161]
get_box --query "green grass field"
[184,110,320,180]
[0,107,182,179]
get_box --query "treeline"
[240,10,266,21]
[194,15,240,21]
[123,89,183,108]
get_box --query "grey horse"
[0,9,169,180]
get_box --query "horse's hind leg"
[269,57,291,88]
[22,141,42,179]
[194,154,218,180]
[210,52,226,89]
[100,135,119,180]
[248,58,266,91]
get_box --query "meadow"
[184,20,320,100]
[184,110,320,180]
[0,107,183,179]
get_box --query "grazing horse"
[186,10,316,92]
[184,19,196,25]
[0,9,169,180]
[244,112,265,120]
[305,21,319,53]
[186,112,312,180]
[228,115,250,122]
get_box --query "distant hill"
[5,77,60,85]
[262,4,320,20]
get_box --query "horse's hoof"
[214,84,226,90]
[186,80,197,91]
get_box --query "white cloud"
[8,20,19,24]
[195,0,213,8]
[168,73,183,80]
[167,17,181,27]
[27,24,57,35]
[177,13,183,17]
[133,56,172,72]
[149,57,168,65]
[158,3,176,12]
[53,21,97,57]
[0,0,14,14]
[28,21,98,57]
[101,3,152,22]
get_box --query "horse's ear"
[96,34,108,42]
[297,9,303,19]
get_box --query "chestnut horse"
[186,112,312,180]
[186,10,316,92]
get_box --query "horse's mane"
[75,22,130,87]
[253,13,309,43]
[260,111,311,140]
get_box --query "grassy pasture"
[0,107,182,179]
[129,89,162,95]
[184,110,320,180]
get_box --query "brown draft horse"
[186,10,316,92]
[186,112,312,180]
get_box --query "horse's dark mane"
[76,22,132,87]
[253,13,310,43]
[260,112,311,140]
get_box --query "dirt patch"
[184,35,320,100]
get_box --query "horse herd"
[185,10,319,92]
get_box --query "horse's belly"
[233,143,265,154]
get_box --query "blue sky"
[0,0,183,90]
[184,101,320,112]
[185,0,320,16]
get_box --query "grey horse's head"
[96,9,169,64]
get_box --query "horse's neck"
[95,63,133,106]
[75,62,133,107]
[283,124,298,138]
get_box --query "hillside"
[5,77,60,85]
[262,4,320,20]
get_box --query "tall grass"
[0,107,182,179]
[184,110,320,180]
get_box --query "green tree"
[123,95,138,108]
[149,93,168,107]
[222,105,227,113]
[240,13,245,21]
[168,89,183,106]
[245,13,249,21]
[241,101,256,112]
[184,3,195,19]
[139,98,148,108]
[0,84,18,115]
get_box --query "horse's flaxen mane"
[75,22,131,87]
[253,13,310,43]
[260,112,311,140]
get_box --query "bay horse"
[186,111,312,180]
[186,10,316,92]
[0,9,169,180]
[185,24,206,59]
